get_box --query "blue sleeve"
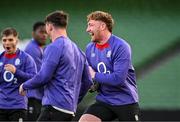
[94,45,131,86]
[85,44,91,65]
[25,45,42,71]
[15,55,37,82]
[25,45,39,63]
[23,45,62,90]
[78,60,93,103]
[24,43,35,57]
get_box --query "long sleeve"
[24,41,43,71]
[78,60,93,103]
[15,55,37,82]
[23,62,57,89]
[23,45,62,90]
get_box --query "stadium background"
[0,0,180,121]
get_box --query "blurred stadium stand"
[0,0,180,121]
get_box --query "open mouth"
[6,47,11,51]
[89,32,94,36]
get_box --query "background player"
[0,27,37,121]
[24,21,48,121]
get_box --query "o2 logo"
[97,62,110,74]
[3,71,17,84]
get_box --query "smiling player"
[79,11,140,122]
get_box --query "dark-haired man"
[19,10,92,121]
[0,28,37,121]
[25,21,48,121]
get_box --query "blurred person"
[0,27,37,121]
[79,11,140,122]
[19,10,92,121]
[24,21,48,121]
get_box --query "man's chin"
[91,38,96,42]
[37,41,46,46]
[5,51,13,54]
[39,43,46,46]
[5,49,16,54]
[91,40,99,43]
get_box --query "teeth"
[89,33,94,36]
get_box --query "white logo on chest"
[15,58,20,66]
[91,53,95,57]
[106,50,111,58]
[0,62,3,66]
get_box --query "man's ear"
[32,31,35,38]
[101,22,106,31]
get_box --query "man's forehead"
[88,20,103,24]
[45,22,53,25]
[36,26,46,32]
[2,35,17,39]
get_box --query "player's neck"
[51,29,67,42]
[97,31,111,45]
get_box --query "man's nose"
[86,27,90,32]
